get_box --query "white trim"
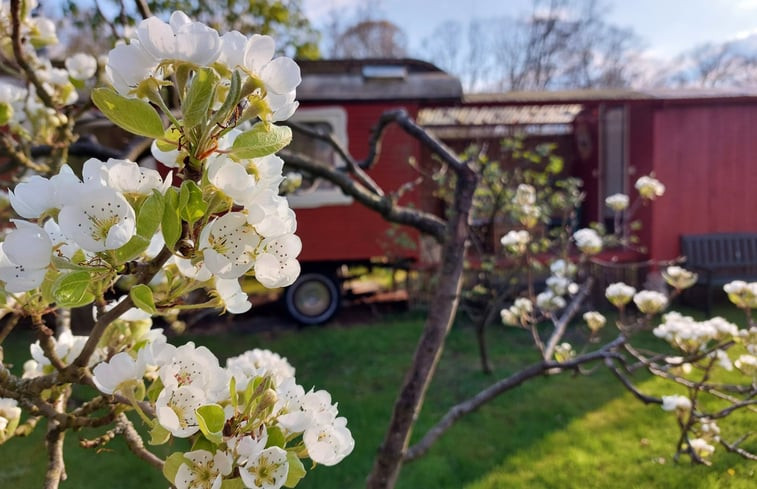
[286,107,354,208]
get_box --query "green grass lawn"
[0,307,754,488]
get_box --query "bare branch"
[285,121,384,197]
[405,335,627,461]
[604,357,662,405]
[135,0,153,19]
[116,413,164,470]
[365,152,478,489]
[9,0,56,109]
[282,150,446,242]
[543,278,594,360]
[719,434,757,461]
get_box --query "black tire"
[284,273,341,325]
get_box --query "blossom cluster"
[106,11,299,122]
[0,1,98,141]
[635,174,665,200]
[572,228,602,255]
[662,266,698,291]
[653,311,741,353]
[39,323,354,488]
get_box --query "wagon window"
[285,107,353,208]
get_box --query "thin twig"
[116,413,164,470]
[9,0,56,109]
[404,336,626,461]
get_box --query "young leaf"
[209,69,242,129]
[91,87,165,139]
[265,426,286,449]
[162,188,181,251]
[220,478,246,489]
[163,452,189,484]
[114,235,151,264]
[196,403,225,445]
[149,423,171,446]
[137,191,165,238]
[230,122,292,159]
[130,284,157,314]
[182,68,218,130]
[179,181,208,226]
[284,451,306,488]
[52,271,95,308]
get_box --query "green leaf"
[163,452,188,484]
[182,68,218,130]
[196,403,225,445]
[39,268,60,306]
[229,376,238,413]
[148,423,171,446]
[230,122,292,159]
[162,188,181,251]
[146,377,164,404]
[114,235,151,264]
[50,255,106,272]
[284,451,306,488]
[220,478,246,489]
[137,191,165,238]
[191,436,215,452]
[130,284,157,315]
[209,69,242,129]
[91,87,164,139]
[179,181,207,226]
[265,426,286,449]
[52,271,95,308]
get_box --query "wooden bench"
[680,232,757,314]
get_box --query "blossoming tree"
[0,2,352,488]
[283,121,757,488]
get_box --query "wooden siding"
[294,102,425,264]
[649,104,757,261]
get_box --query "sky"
[302,0,757,60]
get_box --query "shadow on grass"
[1,300,750,489]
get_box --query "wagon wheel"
[284,272,341,325]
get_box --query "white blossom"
[57,184,136,252]
[688,438,715,458]
[136,11,221,66]
[635,175,665,200]
[605,282,636,308]
[175,449,232,489]
[215,278,252,314]
[573,228,602,255]
[92,352,145,395]
[198,212,259,279]
[605,193,629,212]
[661,394,692,412]
[583,311,606,332]
[254,233,301,288]
[65,53,98,80]
[240,446,289,489]
[633,290,668,315]
[500,230,530,255]
[662,266,698,290]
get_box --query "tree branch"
[365,152,478,489]
[9,0,56,109]
[404,335,626,461]
[543,278,594,360]
[116,413,164,470]
[281,150,446,242]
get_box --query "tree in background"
[421,0,644,91]
[320,0,408,59]
[57,0,320,59]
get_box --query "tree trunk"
[365,164,477,489]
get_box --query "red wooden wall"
[647,103,757,261]
[294,102,425,265]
